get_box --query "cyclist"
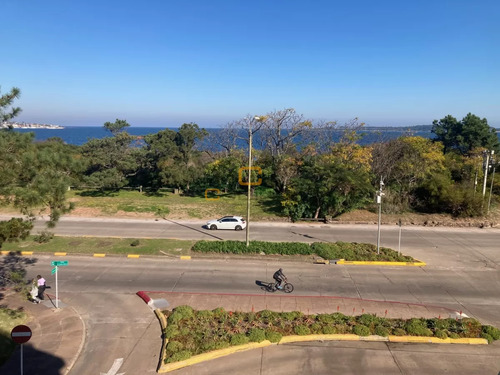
[273,268,286,290]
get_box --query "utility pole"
[245,123,253,247]
[487,152,496,215]
[376,177,384,255]
[245,116,261,247]
[483,150,491,197]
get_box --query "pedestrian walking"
[30,278,39,303]
[36,275,46,302]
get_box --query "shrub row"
[191,240,414,262]
[162,306,500,364]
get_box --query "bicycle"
[265,278,294,293]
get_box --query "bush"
[230,333,250,346]
[435,330,448,339]
[293,325,311,335]
[405,319,433,336]
[33,230,54,244]
[317,314,335,324]
[310,323,323,334]
[322,326,337,334]
[482,326,500,341]
[164,325,179,339]
[353,325,371,336]
[374,325,390,337]
[166,341,183,353]
[393,328,406,336]
[165,350,192,363]
[358,314,378,327]
[174,305,194,319]
[281,311,303,321]
[196,310,214,319]
[265,331,283,343]
[258,310,277,320]
[192,240,312,255]
[481,333,494,344]
[248,328,266,342]
[130,239,140,246]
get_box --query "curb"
[333,258,426,266]
[0,251,189,260]
[158,341,272,373]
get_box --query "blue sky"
[2,0,499,127]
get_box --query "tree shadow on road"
[0,333,65,375]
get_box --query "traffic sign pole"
[50,260,68,309]
[11,325,32,375]
[55,265,59,309]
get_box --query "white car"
[206,216,246,231]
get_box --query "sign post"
[50,260,68,308]
[11,325,32,375]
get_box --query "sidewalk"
[1,291,85,375]
[144,291,462,320]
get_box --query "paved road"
[5,215,499,374]
[22,244,500,375]
[22,215,500,267]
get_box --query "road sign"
[51,267,57,275]
[11,325,32,344]
[51,260,68,266]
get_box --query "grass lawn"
[0,307,28,366]
[66,188,283,220]
[2,236,195,256]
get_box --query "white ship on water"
[1,121,64,129]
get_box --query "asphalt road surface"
[20,218,500,375]
[3,215,498,374]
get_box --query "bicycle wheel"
[283,283,294,293]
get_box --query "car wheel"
[235,225,242,231]
[210,224,217,230]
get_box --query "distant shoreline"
[1,122,64,129]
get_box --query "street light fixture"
[376,177,384,255]
[246,116,261,246]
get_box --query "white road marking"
[100,358,124,375]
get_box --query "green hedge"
[191,240,414,262]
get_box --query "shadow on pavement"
[1,335,65,375]
[163,218,224,240]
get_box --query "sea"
[10,126,438,147]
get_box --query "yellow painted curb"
[158,341,272,373]
[21,251,33,255]
[180,256,191,260]
[388,336,487,345]
[54,252,67,256]
[93,253,106,257]
[279,334,360,344]
[1,251,10,255]
[127,254,140,258]
[154,309,168,372]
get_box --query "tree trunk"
[314,206,321,219]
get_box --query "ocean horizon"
[7,125,443,147]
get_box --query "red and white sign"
[11,325,32,344]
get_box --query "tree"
[0,131,78,226]
[80,132,141,190]
[104,118,130,135]
[432,113,499,155]
[142,124,208,192]
[0,86,22,123]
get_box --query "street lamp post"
[246,116,260,246]
[487,151,496,214]
[482,150,492,197]
[376,177,384,255]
